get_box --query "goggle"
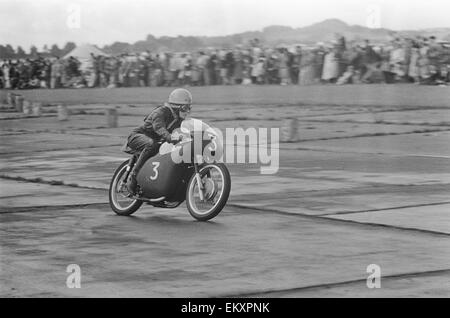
[179,104,191,113]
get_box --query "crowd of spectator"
[0,56,83,89]
[1,35,449,90]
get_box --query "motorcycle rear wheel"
[186,163,231,221]
[109,160,143,216]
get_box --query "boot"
[126,146,157,195]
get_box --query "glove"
[168,133,183,144]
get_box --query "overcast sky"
[1,0,449,50]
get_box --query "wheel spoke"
[111,165,137,211]
[189,165,225,215]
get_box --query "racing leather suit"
[124,103,183,194]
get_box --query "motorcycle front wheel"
[109,160,143,216]
[186,163,231,221]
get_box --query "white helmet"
[168,88,192,106]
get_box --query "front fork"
[123,155,137,183]
[194,155,205,201]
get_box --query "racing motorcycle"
[108,118,230,221]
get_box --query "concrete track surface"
[0,85,449,297]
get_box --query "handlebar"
[161,132,215,145]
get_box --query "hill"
[102,19,450,54]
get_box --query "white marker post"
[15,95,24,113]
[281,118,299,142]
[106,108,118,128]
[7,93,14,108]
[23,100,32,115]
[32,102,42,116]
[58,104,69,121]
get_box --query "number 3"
[150,162,160,180]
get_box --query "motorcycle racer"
[123,88,193,195]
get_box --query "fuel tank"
[136,151,186,199]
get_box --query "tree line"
[0,42,77,59]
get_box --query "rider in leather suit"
[124,88,192,195]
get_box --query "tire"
[186,163,231,221]
[109,160,143,216]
